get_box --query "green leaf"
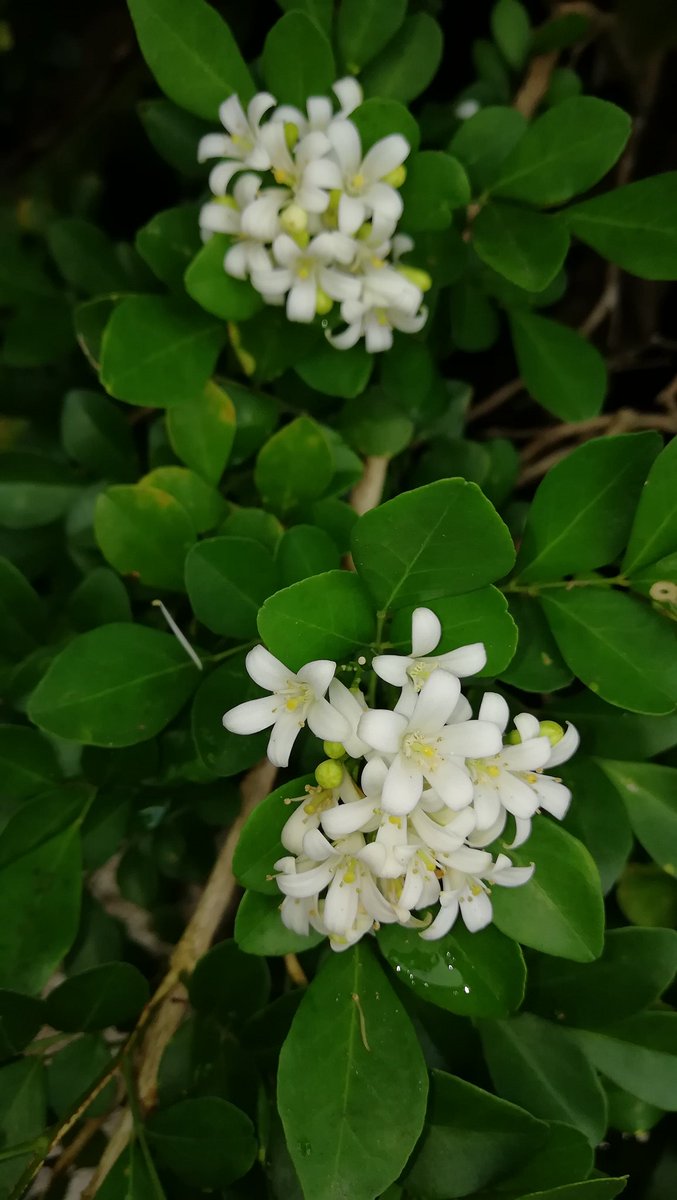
[191,655,269,777]
[28,624,199,747]
[128,0,253,120]
[405,1070,546,1199]
[350,98,420,153]
[604,1080,663,1136]
[598,760,677,873]
[491,0,532,70]
[473,203,569,291]
[500,595,573,692]
[623,437,677,573]
[617,864,677,929]
[449,106,528,194]
[0,725,60,804]
[95,483,196,590]
[493,98,631,206]
[0,992,43,1061]
[479,1013,608,1145]
[540,589,677,715]
[96,1144,166,1200]
[138,98,211,176]
[278,943,428,1200]
[262,12,334,106]
[495,1122,594,1195]
[341,388,414,458]
[255,416,334,516]
[45,963,149,1032]
[0,557,45,659]
[296,342,374,399]
[401,152,471,232]
[233,775,315,894]
[136,204,202,291]
[147,1096,257,1188]
[0,821,81,993]
[62,389,138,482]
[565,173,677,279]
[74,295,120,373]
[257,570,375,669]
[185,233,263,321]
[100,295,224,408]
[514,1182,627,1200]
[46,1033,114,1118]
[69,571,131,633]
[141,466,226,532]
[0,453,81,530]
[276,525,340,585]
[0,1059,46,1195]
[573,1013,677,1110]
[515,433,662,581]
[389,587,518,678]
[167,379,236,485]
[559,757,632,894]
[235,889,324,955]
[545,691,677,760]
[491,819,605,963]
[186,536,279,637]
[351,479,515,612]
[378,921,525,1018]
[238,308,322,382]
[189,938,270,1024]
[509,311,606,420]
[361,13,443,103]
[47,218,128,295]
[527,927,677,1026]
[221,505,283,551]
[337,0,407,72]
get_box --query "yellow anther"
[420,851,436,871]
[343,861,356,885]
[389,816,402,827]
[470,883,483,897]
[297,264,311,280]
[539,720,565,746]
[383,164,406,188]
[398,265,432,292]
[369,255,386,269]
[487,765,501,778]
[286,696,302,711]
[375,307,389,325]
[526,773,539,785]
[273,167,293,186]
[351,172,365,190]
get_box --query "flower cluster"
[198,80,430,352]
[223,608,579,952]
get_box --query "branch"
[517,407,677,485]
[349,455,389,516]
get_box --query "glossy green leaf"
[604,1080,663,1136]
[341,388,414,458]
[141,466,226,532]
[541,589,677,715]
[221,505,283,550]
[350,98,420,152]
[233,775,315,894]
[514,1182,627,1200]
[500,595,573,692]
[191,655,269,777]
[62,389,138,482]
[449,106,527,193]
[510,311,606,420]
[494,1121,594,1195]
[147,1096,257,1188]
[262,12,334,106]
[545,691,677,761]
[128,0,253,119]
[189,938,270,1024]
[566,173,677,279]
[255,416,333,516]
[574,1013,677,1110]
[138,98,211,176]
[378,921,525,1018]
[234,888,324,956]
[479,1013,608,1145]
[68,568,132,632]
[28,624,199,747]
[405,1069,546,1199]
[186,536,279,637]
[0,725,60,805]
[599,760,677,872]
[47,217,128,295]
[559,757,632,894]
[0,991,43,1062]
[352,479,515,612]
[0,454,80,530]
[493,98,631,206]
[474,203,569,291]
[617,864,677,928]
[185,233,263,321]
[491,0,531,69]
[296,342,373,400]
[96,1144,166,1200]
[46,1033,114,1119]
[278,943,428,1200]
[100,296,224,407]
[0,1059,46,1196]
[167,379,236,484]
[95,484,196,590]
[389,587,518,678]
[0,557,45,659]
[623,436,677,573]
[491,819,605,962]
[45,963,149,1032]
[257,569,375,670]
[361,13,443,103]
[337,0,407,72]
[276,525,340,585]
[400,152,471,231]
[516,433,661,581]
[136,204,202,291]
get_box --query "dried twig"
[349,455,389,516]
[517,407,677,484]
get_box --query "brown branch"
[284,953,309,987]
[513,50,559,118]
[517,407,677,485]
[349,455,389,516]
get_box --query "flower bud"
[323,741,346,760]
[505,730,521,745]
[284,122,299,151]
[280,204,308,236]
[397,265,432,292]
[315,759,343,789]
[383,164,407,188]
[215,195,238,209]
[539,720,564,746]
[356,222,373,240]
[315,288,334,315]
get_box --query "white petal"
[361,181,403,222]
[307,697,350,741]
[242,193,286,240]
[280,896,310,936]
[514,712,541,742]
[277,861,334,898]
[304,158,343,189]
[320,266,362,302]
[251,266,293,296]
[448,695,473,724]
[333,77,363,116]
[248,91,277,127]
[324,872,358,935]
[473,783,501,830]
[390,306,428,335]
[420,901,459,940]
[411,608,441,657]
[322,797,377,840]
[338,194,367,236]
[533,778,571,820]
[507,816,532,848]
[327,321,363,350]
[437,642,487,678]
[199,202,240,235]
[306,95,333,128]
[281,804,320,854]
[425,761,473,810]
[303,828,335,861]
[287,278,317,322]
[546,722,580,767]
[493,860,535,888]
[198,133,231,162]
[219,95,249,137]
[365,313,395,353]
[371,655,411,687]
[399,863,426,912]
[272,232,301,267]
[361,756,389,797]
[501,737,552,772]
[267,712,303,768]
[362,134,410,181]
[328,119,362,175]
[224,242,248,279]
[358,709,407,755]
[478,692,510,731]
[441,720,503,759]
[413,671,461,733]
[461,888,493,932]
[359,842,387,875]
[497,771,540,819]
[469,811,507,848]
[222,695,277,735]
[209,160,243,195]
[297,659,336,697]
[446,846,492,873]
[382,755,423,815]
[359,870,396,923]
[246,645,290,692]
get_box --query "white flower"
[326,679,373,758]
[358,671,501,815]
[421,851,535,940]
[251,231,361,322]
[222,646,348,768]
[468,694,579,848]
[373,607,487,698]
[258,125,339,213]
[327,121,410,235]
[280,770,363,855]
[272,77,363,136]
[198,174,276,280]
[328,296,428,353]
[200,93,276,192]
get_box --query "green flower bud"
[315,759,343,789]
[214,194,238,209]
[315,288,334,316]
[280,204,308,236]
[398,264,432,292]
[284,122,299,151]
[505,730,521,745]
[539,720,565,746]
[323,741,346,760]
[383,164,407,188]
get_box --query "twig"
[88,855,171,959]
[517,408,677,484]
[284,954,308,987]
[349,455,389,516]
[466,377,525,425]
[45,1112,114,1189]
[513,50,559,118]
